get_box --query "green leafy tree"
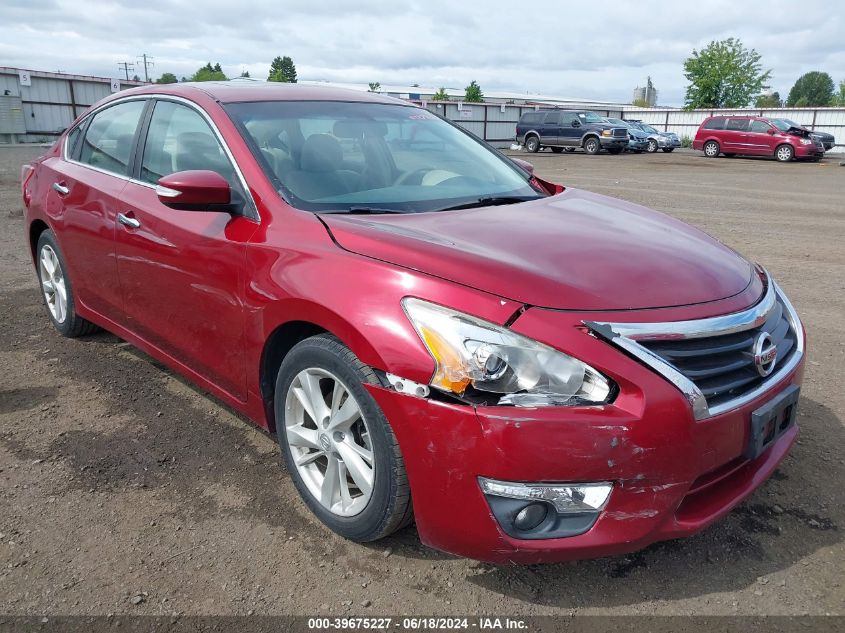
[368,82,381,92]
[833,80,845,106]
[464,80,483,102]
[431,87,449,101]
[155,72,178,84]
[786,71,835,107]
[683,38,770,109]
[191,63,227,82]
[631,97,650,108]
[240,70,251,78]
[754,91,782,108]
[268,56,297,83]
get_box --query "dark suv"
[516,110,629,154]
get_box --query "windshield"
[640,124,659,134]
[770,119,793,131]
[606,118,628,126]
[582,112,604,123]
[226,101,544,213]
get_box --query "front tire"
[646,139,658,153]
[275,334,413,542]
[775,144,794,162]
[35,230,99,338]
[524,135,540,153]
[703,140,720,157]
[583,137,601,155]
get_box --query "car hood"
[319,189,755,311]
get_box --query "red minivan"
[21,83,805,564]
[694,115,825,161]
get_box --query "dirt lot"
[1,145,843,618]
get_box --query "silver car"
[625,121,681,153]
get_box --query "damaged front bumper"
[365,305,804,564]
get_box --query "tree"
[786,71,835,107]
[464,80,483,102]
[683,38,770,109]
[754,91,782,108]
[191,63,227,82]
[431,87,449,101]
[132,74,141,82]
[368,82,381,92]
[268,56,297,83]
[833,80,845,107]
[240,70,251,78]
[155,72,178,84]
[631,97,650,108]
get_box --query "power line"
[117,61,134,81]
[137,54,154,83]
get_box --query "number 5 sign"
[18,70,31,87]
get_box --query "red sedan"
[21,83,805,564]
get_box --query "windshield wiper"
[434,196,540,213]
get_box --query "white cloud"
[1,0,843,105]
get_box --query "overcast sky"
[2,0,844,106]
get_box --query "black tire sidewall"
[705,141,720,157]
[776,144,794,162]
[584,137,599,154]
[274,337,403,542]
[525,136,539,153]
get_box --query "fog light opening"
[514,503,548,531]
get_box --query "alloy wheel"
[284,368,374,517]
[39,245,67,324]
[704,141,719,157]
[776,145,793,162]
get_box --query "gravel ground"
[0,145,843,618]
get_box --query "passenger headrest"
[300,134,343,172]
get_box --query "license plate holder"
[744,384,800,460]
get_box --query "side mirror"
[511,158,534,174]
[766,128,776,135]
[571,120,581,128]
[156,170,232,211]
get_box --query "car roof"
[113,81,410,106]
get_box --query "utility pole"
[118,61,134,80]
[137,54,154,83]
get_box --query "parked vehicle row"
[515,110,681,155]
[693,115,827,162]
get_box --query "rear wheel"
[646,139,659,153]
[775,144,794,162]
[550,147,564,154]
[524,135,540,153]
[35,230,99,338]
[703,140,720,158]
[583,137,601,155]
[275,334,413,541]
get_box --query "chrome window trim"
[62,93,260,222]
[585,270,805,421]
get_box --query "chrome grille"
[638,295,797,409]
[585,272,804,420]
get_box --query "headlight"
[601,129,612,137]
[401,298,612,406]
[800,138,813,145]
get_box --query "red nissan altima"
[21,83,805,564]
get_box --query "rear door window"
[726,118,750,132]
[542,111,561,125]
[78,100,146,176]
[520,112,543,125]
[702,117,726,130]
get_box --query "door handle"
[117,212,141,229]
[52,182,70,195]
